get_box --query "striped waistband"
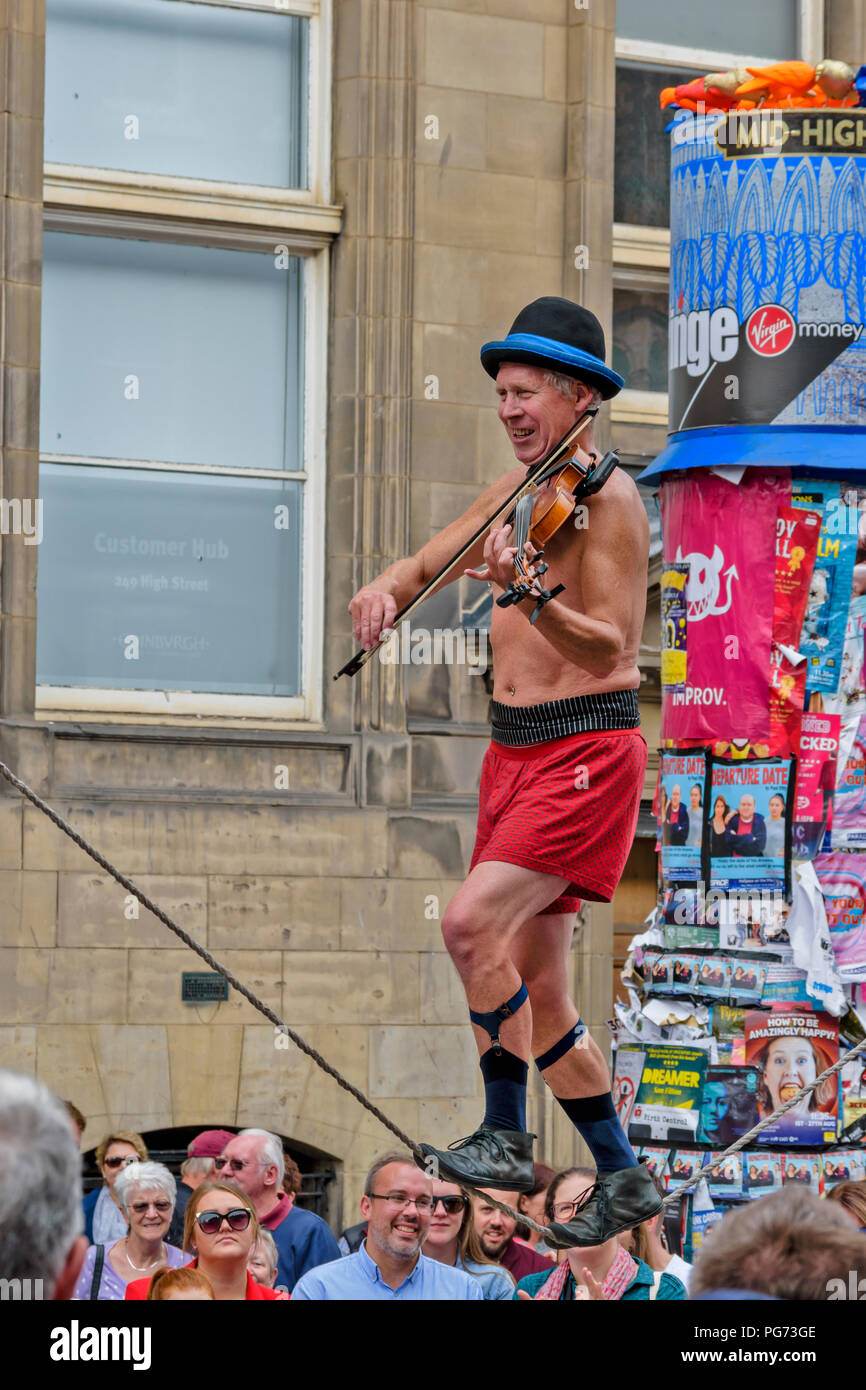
[489,688,640,746]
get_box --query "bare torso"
[487,465,648,704]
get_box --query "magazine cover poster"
[708,757,791,892]
[744,1010,839,1145]
[782,1153,823,1194]
[813,851,866,983]
[745,1152,785,1198]
[710,1005,747,1065]
[644,950,673,996]
[718,892,790,953]
[793,482,859,694]
[824,1149,866,1188]
[695,954,732,1001]
[668,954,701,997]
[706,1152,745,1200]
[698,1066,760,1145]
[728,958,769,1006]
[668,1150,707,1184]
[832,712,866,849]
[659,750,707,884]
[661,563,689,693]
[792,711,840,858]
[824,594,866,723]
[612,1046,645,1132]
[661,473,786,742]
[627,1045,707,1144]
[769,506,821,757]
[638,1147,672,1184]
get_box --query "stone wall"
[0,0,661,1233]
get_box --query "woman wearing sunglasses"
[126,1181,287,1300]
[82,1129,148,1245]
[421,1180,515,1300]
[74,1161,184,1301]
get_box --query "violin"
[334,407,618,678]
[495,436,619,623]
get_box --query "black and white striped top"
[490,688,640,746]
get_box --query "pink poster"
[661,472,790,743]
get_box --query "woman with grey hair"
[73,1161,187,1300]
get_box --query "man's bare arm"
[529,484,649,676]
[348,467,524,650]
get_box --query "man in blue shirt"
[292,1152,482,1300]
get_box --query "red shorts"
[469,728,648,915]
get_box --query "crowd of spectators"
[3,1068,866,1303]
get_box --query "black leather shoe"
[416,1125,536,1192]
[545,1160,663,1248]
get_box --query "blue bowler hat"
[480,297,624,400]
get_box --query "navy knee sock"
[480,1048,528,1132]
[553,1092,638,1174]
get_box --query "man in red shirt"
[473,1188,553,1283]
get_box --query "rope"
[0,760,548,1237]
[2,756,860,1238]
[661,1030,866,1207]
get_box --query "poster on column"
[824,594,866,722]
[793,482,859,695]
[659,749,708,884]
[661,472,788,743]
[708,757,792,894]
[792,711,841,859]
[832,713,866,848]
[813,850,866,983]
[744,1010,839,1146]
[769,505,821,757]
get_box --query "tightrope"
[1,757,862,1241]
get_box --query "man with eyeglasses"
[291,1152,483,1300]
[216,1129,339,1293]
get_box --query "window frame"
[37,0,337,727]
[612,0,825,425]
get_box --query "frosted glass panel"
[616,0,797,56]
[45,0,308,188]
[36,465,302,695]
[41,233,304,471]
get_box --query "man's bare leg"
[508,909,662,1246]
[417,861,570,1191]
[511,913,638,1172]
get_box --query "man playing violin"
[347,298,661,1246]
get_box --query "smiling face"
[360,1162,433,1262]
[495,363,591,466]
[763,1037,817,1111]
[125,1186,173,1243]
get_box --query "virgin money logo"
[746,304,796,357]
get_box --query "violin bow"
[333,407,598,680]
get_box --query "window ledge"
[44,163,343,247]
[611,389,669,426]
[613,223,671,270]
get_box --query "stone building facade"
[0,0,850,1228]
